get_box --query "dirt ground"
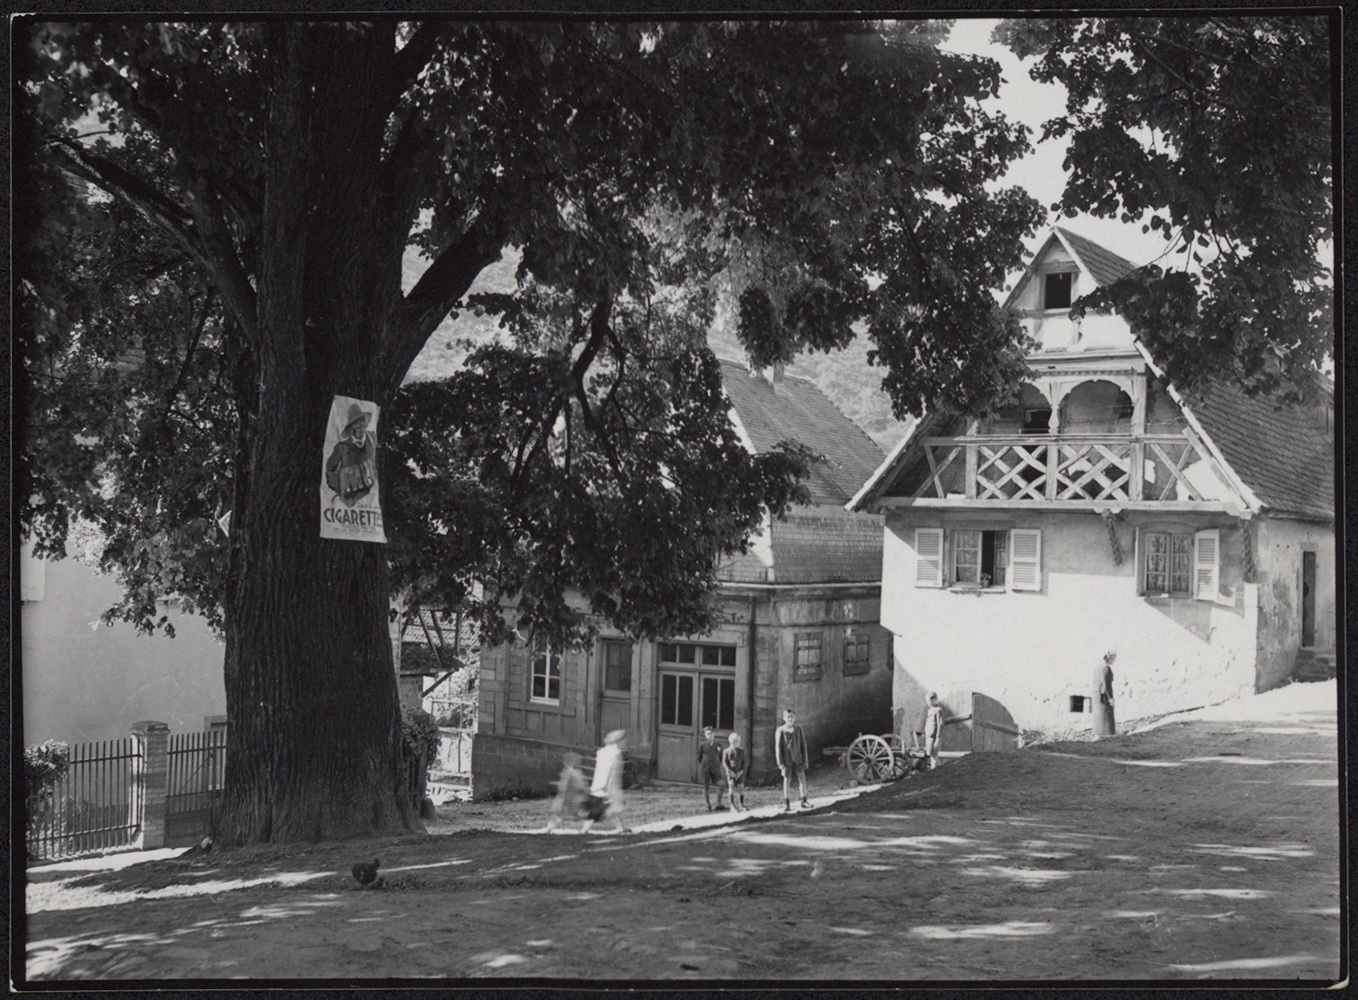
[22,680,1342,984]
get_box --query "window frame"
[793,631,824,682]
[950,528,1010,589]
[1135,524,1220,601]
[528,639,562,705]
[601,638,633,694]
[915,526,1041,593]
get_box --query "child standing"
[775,708,810,811]
[545,751,587,833]
[922,692,945,769]
[698,726,727,811]
[722,732,748,811]
[581,729,630,834]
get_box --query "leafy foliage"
[24,741,72,799]
[400,708,442,765]
[996,15,1333,402]
[19,18,1042,643]
[386,344,814,647]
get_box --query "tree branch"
[48,139,261,350]
[391,22,449,98]
[378,213,506,396]
[159,288,215,435]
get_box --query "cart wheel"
[883,735,911,780]
[845,734,895,784]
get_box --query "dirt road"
[23,681,1341,983]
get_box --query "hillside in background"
[402,250,911,453]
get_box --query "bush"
[25,741,70,799]
[400,707,441,764]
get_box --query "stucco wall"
[21,557,226,745]
[1253,518,1337,690]
[881,510,1258,733]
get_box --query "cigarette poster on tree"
[319,395,387,543]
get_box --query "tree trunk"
[216,23,419,844]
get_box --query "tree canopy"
[20,18,1043,641]
[17,18,1046,842]
[996,15,1334,402]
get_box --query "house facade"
[20,545,227,745]
[848,228,1336,735]
[472,358,893,796]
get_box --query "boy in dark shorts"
[698,726,727,811]
[775,708,810,810]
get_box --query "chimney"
[772,360,785,384]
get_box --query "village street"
[24,680,1340,985]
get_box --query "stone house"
[847,228,1336,737]
[472,357,893,796]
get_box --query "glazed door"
[598,640,633,744]
[656,671,697,781]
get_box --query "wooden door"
[937,690,1018,754]
[656,670,696,781]
[970,692,1020,751]
[598,640,632,744]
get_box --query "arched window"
[1059,380,1133,435]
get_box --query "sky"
[941,17,1180,280]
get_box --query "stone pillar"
[130,721,170,850]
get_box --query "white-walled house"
[847,228,1336,735]
[20,544,226,745]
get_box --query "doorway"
[655,642,736,782]
[1301,551,1317,647]
[598,639,632,744]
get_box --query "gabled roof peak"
[1050,227,1139,287]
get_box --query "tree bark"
[216,23,418,844]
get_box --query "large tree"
[996,15,1334,402]
[17,19,1043,844]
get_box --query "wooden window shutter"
[914,528,944,587]
[1194,528,1220,600]
[1009,528,1042,592]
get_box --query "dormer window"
[1043,272,1073,310]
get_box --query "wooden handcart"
[824,732,929,785]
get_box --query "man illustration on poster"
[325,402,377,507]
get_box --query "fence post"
[130,721,170,850]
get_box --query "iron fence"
[26,738,140,861]
[165,728,226,847]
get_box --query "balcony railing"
[912,434,1216,504]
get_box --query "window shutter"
[1009,529,1042,592]
[914,528,944,587]
[1194,528,1220,600]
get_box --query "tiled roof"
[719,357,885,506]
[716,358,886,584]
[1187,381,1334,520]
[719,507,884,585]
[1055,227,1139,287]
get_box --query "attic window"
[1043,272,1073,310]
